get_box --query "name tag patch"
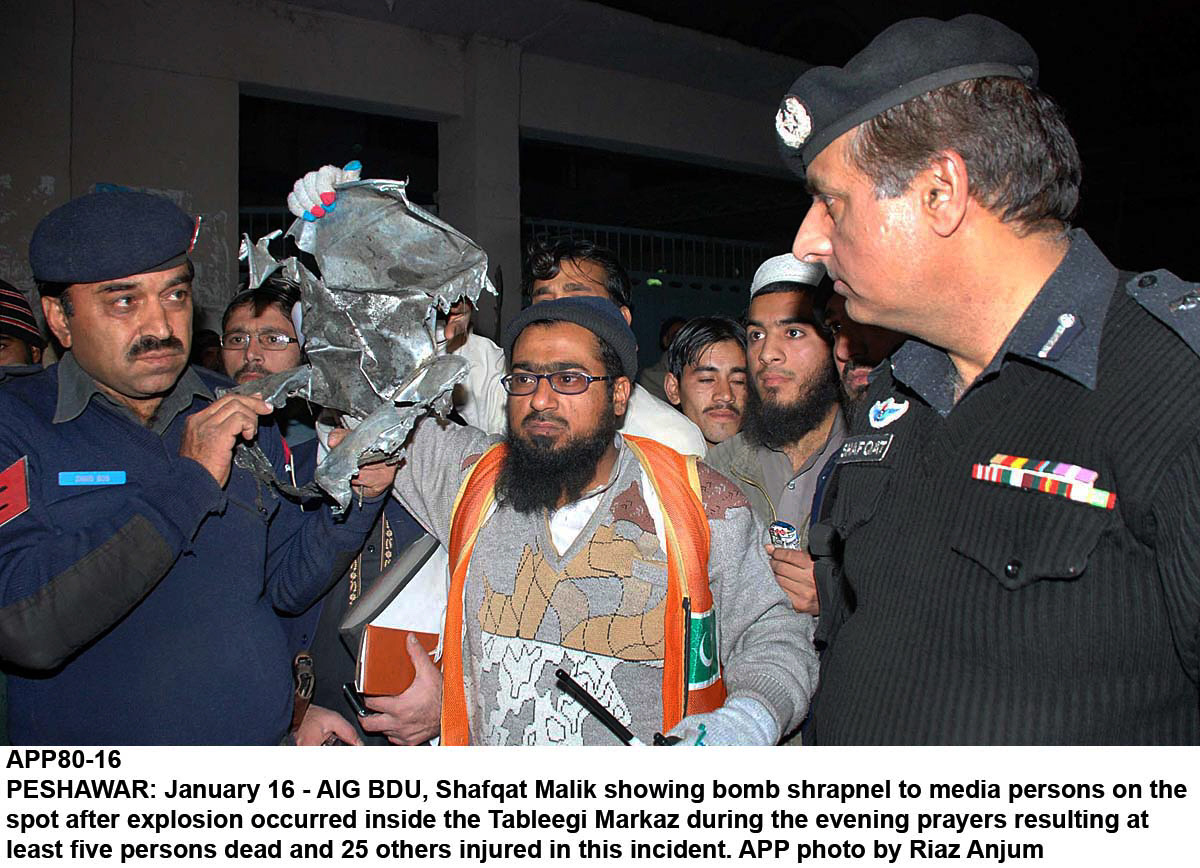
[837,433,893,464]
[59,471,126,486]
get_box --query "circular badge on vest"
[775,96,813,149]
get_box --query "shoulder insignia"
[1126,269,1200,356]
[696,462,751,520]
[0,456,31,528]
[868,396,909,429]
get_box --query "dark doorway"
[239,94,438,241]
[521,138,808,364]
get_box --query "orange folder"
[354,626,440,696]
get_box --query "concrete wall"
[67,0,465,327]
[521,53,782,175]
[1,1,74,301]
[1,0,783,336]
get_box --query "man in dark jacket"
[787,14,1200,743]
[0,190,395,744]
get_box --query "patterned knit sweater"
[394,419,817,745]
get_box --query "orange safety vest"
[440,435,726,745]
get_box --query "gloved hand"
[664,697,780,746]
[286,161,363,221]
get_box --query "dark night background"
[603,0,1200,276]
[242,1,1200,284]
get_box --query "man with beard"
[663,315,748,447]
[817,293,905,421]
[803,290,908,532]
[0,191,395,744]
[706,255,842,615]
[525,237,708,457]
[390,296,816,744]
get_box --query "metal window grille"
[523,217,769,296]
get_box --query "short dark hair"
[665,316,747,380]
[658,315,687,350]
[39,259,197,318]
[192,328,221,351]
[221,276,301,333]
[847,77,1081,235]
[523,237,632,308]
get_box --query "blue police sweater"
[0,363,384,744]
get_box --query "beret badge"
[775,96,812,149]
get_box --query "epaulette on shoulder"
[0,364,45,386]
[1126,269,1200,357]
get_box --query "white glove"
[664,697,780,746]
[286,161,362,221]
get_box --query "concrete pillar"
[438,37,522,341]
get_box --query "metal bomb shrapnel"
[228,177,495,510]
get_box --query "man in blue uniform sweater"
[0,190,396,745]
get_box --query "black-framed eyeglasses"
[500,371,613,396]
[220,331,300,351]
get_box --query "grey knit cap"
[502,296,639,380]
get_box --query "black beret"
[30,190,197,285]
[776,14,1038,176]
[502,296,639,381]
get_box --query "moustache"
[234,361,270,381]
[521,410,569,428]
[754,366,794,388]
[126,335,184,360]
[703,402,741,415]
[755,361,794,376]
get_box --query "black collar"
[891,228,1116,415]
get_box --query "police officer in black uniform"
[780,15,1200,744]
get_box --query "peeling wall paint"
[0,174,65,293]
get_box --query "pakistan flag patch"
[688,608,720,689]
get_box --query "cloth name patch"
[58,471,126,486]
[837,434,894,464]
[971,453,1115,510]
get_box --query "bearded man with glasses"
[389,296,817,745]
